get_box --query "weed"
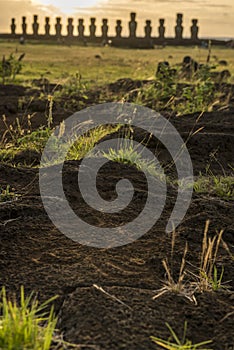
[0,185,16,202]
[0,96,55,165]
[130,77,177,111]
[151,321,213,349]
[201,265,225,291]
[16,128,52,154]
[175,80,216,115]
[128,61,222,115]
[0,52,25,84]
[194,175,234,199]
[1,114,28,145]
[15,95,54,154]
[54,72,89,110]
[0,114,52,165]
[1,112,120,167]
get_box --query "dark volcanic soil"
[0,83,234,350]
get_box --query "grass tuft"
[0,286,57,350]
[151,321,213,349]
[0,185,17,202]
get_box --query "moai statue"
[158,19,165,39]
[32,15,39,36]
[175,13,183,40]
[55,17,62,38]
[101,19,109,40]
[78,19,85,38]
[144,20,152,38]
[115,20,122,38]
[22,16,27,36]
[11,18,16,35]
[45,17,50,36]
[67,18,74,37]
[89,18,96,39]
[129,12,137,38]
[191,19,199,40]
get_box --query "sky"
[33,0,102,12]
[0,0,233,38]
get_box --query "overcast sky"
[0,0,233,38]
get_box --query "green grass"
[0,121,120,167]
[127,59,232,115]
[200,265,225,292]
[0,286,57,350]
[151,321,213,349]
[66,124,120,161]
[194,175,234,199]
[0,41,233,202]
[0,286,83,349]
[0,41,234,85]
[0,102,53,166]
[100,127,164,179]
[102,143,160,176]
[0,184,17,202]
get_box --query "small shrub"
[0,52,25,84]
[175,80,216,115]
[129,60,223,115]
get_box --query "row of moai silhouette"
[10,13,199,40]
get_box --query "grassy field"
[0,40,234,85]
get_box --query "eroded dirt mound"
[0,159,233,349]
[0,82,234,174]
[0,167,234,350]
[0,83,234,350]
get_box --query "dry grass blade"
[171,229,176,260]
[200,220,209,272]
[198,221,226,291]
[93,284,132,310]
[153,244,197,305]
[162,260,173,285]
[179,242,188,284]
[221,239,234,260]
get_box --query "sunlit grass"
[0,41,234,85]
[194,175,234,199]
[0,286,57,350]
[151,321,213,349]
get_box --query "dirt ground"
[0,83,233,350]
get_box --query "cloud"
[0,0,64,33]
